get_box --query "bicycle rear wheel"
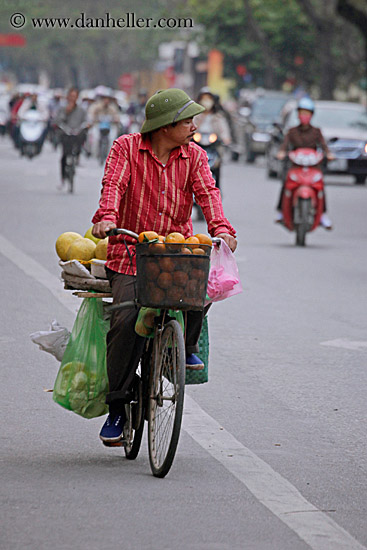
[148,319,185,478]
[124,375,144,460]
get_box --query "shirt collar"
[139,134,189,159]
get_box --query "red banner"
[118,73,134,93]
[0,34,26,47]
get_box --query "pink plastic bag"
[207,239,243,302]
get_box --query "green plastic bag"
[53,298,109,419]
[135,308,185,338]
[185,316,209,385]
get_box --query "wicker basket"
[135,242,211,311]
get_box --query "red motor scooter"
[281,148,325,246]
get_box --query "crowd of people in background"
[0,84,238,160]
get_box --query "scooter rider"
[195,88,232,147]
[275,97,334,229]
[17,92,49,152]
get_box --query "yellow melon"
[55,232,83,261]
[94,237,108,260]
[66,238,96,261]
[84,226,101,245]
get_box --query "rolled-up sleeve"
[191,150,236,238]
[92,140,131,225]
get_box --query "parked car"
[241,92,291,163]
[266,101,367,184]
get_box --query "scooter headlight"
[209,133,218,144]
[290,173,298,182]
[312,173,322,182]
[193,132,201,143]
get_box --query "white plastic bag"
[207,239,243,302]
[30,320,71,362]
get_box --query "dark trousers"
[105,269,205,415]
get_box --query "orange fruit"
[191,268,206,281]
[174,257,191,273]
[150,240,166,254]
[181,247,193,255]
[138,231,159,243]
[165,232,185,243]
[146,260,161,281]
[173,270,189,287]
[159,257,175,272]
[192,247,206,255]
[185,236,200,249]
[157,271,173,289]
[195,233,212,247]
[148,285,166,304]
[186,279,199,297]
[166,286,184,302]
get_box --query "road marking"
[183,395,366,550]
[321,339,367,351]
[0,233,79,315]
[1,232,366,550]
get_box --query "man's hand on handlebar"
[216,233,237,252]
[92,221,116,239]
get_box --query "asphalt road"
[1,136,366,550]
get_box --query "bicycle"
[97,118,112,166]
[57,124,88,193]
[104,228,213,478]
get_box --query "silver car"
[266,101,367,184]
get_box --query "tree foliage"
[0,0,187,87]
[189,0,365,98]
[0,0,365,97]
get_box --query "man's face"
[68,90,78,105]
[163,118,197,146]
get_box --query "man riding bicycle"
[92,88,237,444]
[55,88,87,189]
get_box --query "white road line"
[184,396,366,550]
[321,339,367,351]
[0,234,79,315]
[1,232,366,550]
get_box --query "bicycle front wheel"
[148,319,185,478]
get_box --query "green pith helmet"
[140,88,205,134]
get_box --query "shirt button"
[162,191,165,195]
[162,169,165,172]
[159,212,162,216]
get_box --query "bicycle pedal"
[102,440,125,448]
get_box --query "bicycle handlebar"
[106,228,139,240]
[106,228,221,246]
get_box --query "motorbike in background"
[18,110,48,159]
[192,130,222,220]
[280,148,325,246]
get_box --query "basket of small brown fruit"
[135,231,212,311]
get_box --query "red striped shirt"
[92,133,236,275]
